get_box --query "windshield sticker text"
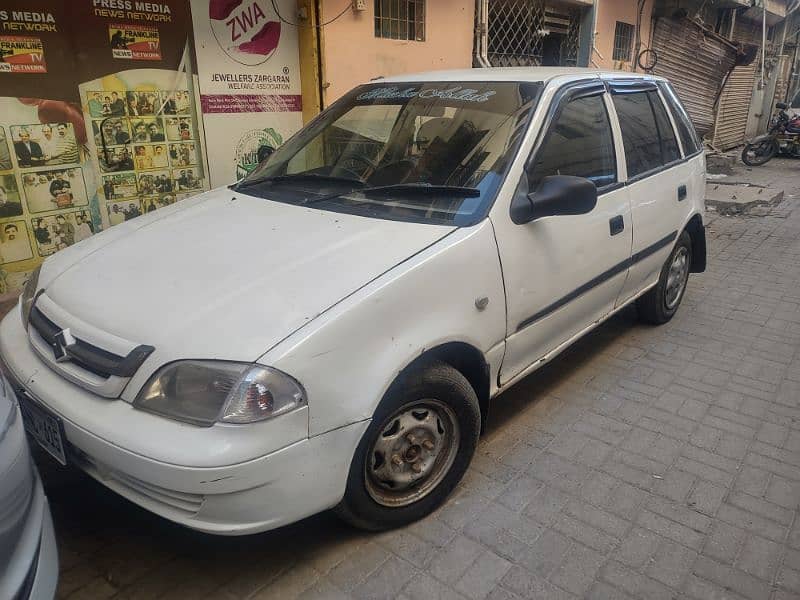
[357,86,497,103]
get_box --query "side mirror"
[510,175,598,225]
[257,144,275,162]
[776,102,788,110]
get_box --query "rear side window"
[659,82,702,156]
[612,92,662,177]
[529,94,616,189]
[650,92,680,164]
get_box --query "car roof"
[379,67,665,85]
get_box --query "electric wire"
[270,0,352,28]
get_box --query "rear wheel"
[742,139,778,166]
[636,231,692,325]
[335,360,480,531]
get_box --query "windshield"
[239,81,542,225]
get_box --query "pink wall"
[592,0,654,71]
[319,1,475,104]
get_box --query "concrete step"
[705,181,784,215]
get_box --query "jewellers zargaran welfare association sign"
[191,0,303,186]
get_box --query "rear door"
[609,81,690,304]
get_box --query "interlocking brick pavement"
[30,158,800,599]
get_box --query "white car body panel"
[615,90,705,303]
[263,221,507,436]
[0,67,706,535]
[0,373,59,599]
[490,85,634,384]
[41,190,454,380]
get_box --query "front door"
[492,81,632,385]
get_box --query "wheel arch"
[397,342,491,433]
[684,213,706,273]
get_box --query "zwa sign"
[209,0,281,65]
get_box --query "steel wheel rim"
[665,246,689,309]
[365,399,460,508]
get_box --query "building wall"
[592,0,654,71]
[319,0,475,104]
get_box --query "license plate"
[18,395,67,465]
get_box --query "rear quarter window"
[659,82,702,156]
[649,92,680,163]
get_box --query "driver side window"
[528,94,617,190]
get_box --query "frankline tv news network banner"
[190,0,303,186]
[0,0,210,296]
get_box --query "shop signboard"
[0,2,88,295]
[190,0,303,186]
[0,0,211,297]
[70,0,210,229]
[0,0,303,297]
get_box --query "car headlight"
[20,266,41,331]
[133,360,306,427]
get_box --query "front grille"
[28,306,153,379]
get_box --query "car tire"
[636,230,692,325]
[335,360,480,531]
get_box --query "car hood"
[43,188,455,362]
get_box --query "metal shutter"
[712,62,757,149]
[650,17,737,137]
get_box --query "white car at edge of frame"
[0,68,706,535]
[0,370,58,599]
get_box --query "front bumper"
[1,308,369,535]
[64,422,368,535]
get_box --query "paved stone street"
[32,158,800,599]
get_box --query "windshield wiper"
[235,172,365,190]
[306,183,481,205]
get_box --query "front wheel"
[742,138,778,166]
[636,231,692,325]
[335,360,480,531]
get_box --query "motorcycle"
[741,102,800,166]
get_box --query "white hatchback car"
[1,68,706,534]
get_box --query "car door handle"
[609,215,624,236]
[678,185,687,201]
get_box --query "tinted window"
[529,94,616,189]
[612,92,662,177]
[649,92,680,163]
[659,82,701,156]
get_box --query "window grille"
[487,0,546,66]
[613,21,635,62]
[486,0,580,67]
[374,0,425,41]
